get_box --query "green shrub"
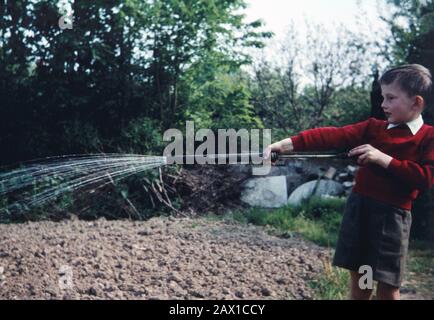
[119,117,165,154]
[228,196,346,247]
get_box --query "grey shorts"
[332,191,412,288]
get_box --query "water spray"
[0,150,352,212]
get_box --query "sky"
[241,0,394,83]
[243,0,388,41]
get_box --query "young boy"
[264,64,433,300]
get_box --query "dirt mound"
[173,165,250,215]
[0,217,330,300]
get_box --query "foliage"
[226,196,346,247]
[380,0,434,119]
[0,0,271,166]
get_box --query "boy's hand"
[263,138,294,163]
[348,144,393,168]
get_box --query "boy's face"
[380,81,421,124]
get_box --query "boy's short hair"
[380,64,433,108]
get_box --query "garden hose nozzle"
[268,151,350,162]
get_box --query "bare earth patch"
[0,217,330,300]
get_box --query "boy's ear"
[413,95,425,111]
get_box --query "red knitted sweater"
[290,117,434,210]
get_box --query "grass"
[404,240,434,298]
[224,195,346,247]
[308,255,350,300]
[408,250,433,273]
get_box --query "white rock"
[240,176,288,208]
[323,167,337,180]
[288,179,344,206]
[343,181,355,188]
[346,165,358,174]
[338,172,349,180]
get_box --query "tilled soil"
[0,216,331,300]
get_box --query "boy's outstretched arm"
[264,118,375,159]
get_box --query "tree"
[144,0,271,128]
[379,0,434,124]
[249,21,376,138]
[0,0,271,165]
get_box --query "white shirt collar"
[387,114,424,135]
